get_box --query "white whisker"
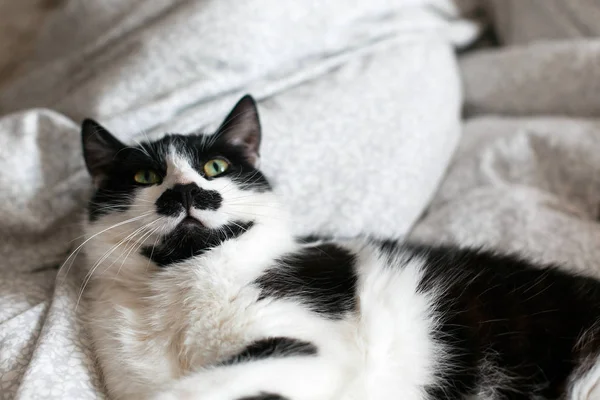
[59,213,153,284]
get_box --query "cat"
[81,95,600,400]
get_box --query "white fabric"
[0,1,471,398]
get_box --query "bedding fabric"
[0,1,472,398]
[411,1,600,272]
[1,0,600,398]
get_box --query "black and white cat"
[81,95,600,400]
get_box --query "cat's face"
[82,95,279,267]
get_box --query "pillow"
[0,0,472,237]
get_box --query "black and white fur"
[80,95,600,400]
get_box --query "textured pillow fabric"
[0,0,473,238]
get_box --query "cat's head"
[81,95,284,267]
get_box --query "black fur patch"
[255,244,357,319]
[296,234,332,244]
[155,183,222,216]
[88,189,136,221]
[377,241,600,400]
[220,337,317,366]
[236,393,289,400]
[86,136,169,221]
[142,221,253,267]
[87,132,270,221]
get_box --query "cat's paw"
[149,356,340,400]
[150,385,220,400]
[151,389,287,400]
[235,394,288,400]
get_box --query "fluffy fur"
[80,95,600,400]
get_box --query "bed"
[1,1,599,398]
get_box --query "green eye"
[134,170,161,185]
[204,158,230,177]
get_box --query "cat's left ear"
[81,119,125,184]
[214,95,261,167]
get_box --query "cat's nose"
[155,183,223,216]
[172,183,201,210]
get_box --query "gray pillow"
[0,0,470,238]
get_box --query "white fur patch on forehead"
[166,144,202,186]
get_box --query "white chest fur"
[85,228,441,400]
[85,222,302,399]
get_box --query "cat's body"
[81,96,600,400]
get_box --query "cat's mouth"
[179,215,205,229]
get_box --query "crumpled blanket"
[0,1,473,398]
[4,0,600,398]
[412,1,600,276]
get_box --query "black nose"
[155,183,222,216]
[173,183,200,210]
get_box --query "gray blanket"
[1,0,600,399]
[412,0,600,273]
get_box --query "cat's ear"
[214,95,261,167]
[81,119,125,182]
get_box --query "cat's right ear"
[81,119,124,183]
[214,95,261,167]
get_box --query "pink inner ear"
[92,175,106,189]
[231,131,258,148]
[227,132,260,166]
[248,154,260,168]
[230,137,247,147]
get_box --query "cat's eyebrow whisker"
[130,136,153,159]
[139,129,153,146]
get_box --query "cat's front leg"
[151,356,347,400]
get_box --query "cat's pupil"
[213,162,219,171]
[144,171,150,180]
